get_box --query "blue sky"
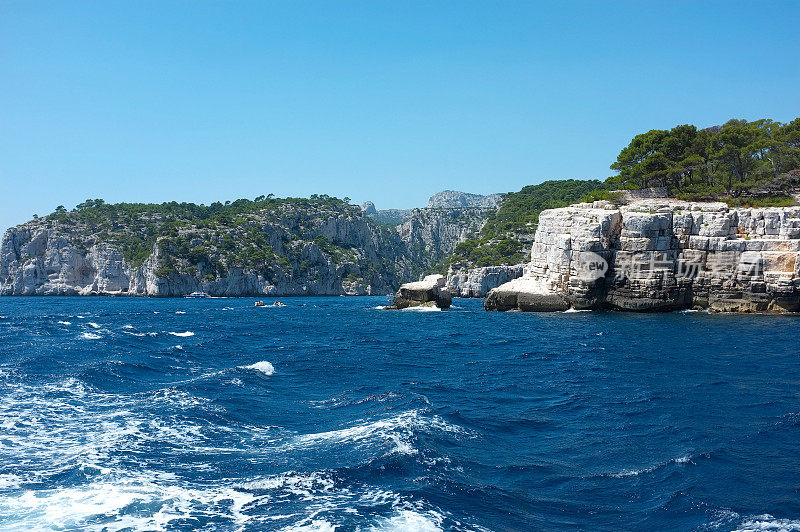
[2,1,799,232]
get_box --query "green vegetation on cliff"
[34,195,408,288]
[438,179,607,269]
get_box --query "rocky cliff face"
[397,207,491,270]
[0,209,414,297]
[485,199,800,312]
[446,265,525,298]
[0,190,505,297]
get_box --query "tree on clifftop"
[610,118,800,196]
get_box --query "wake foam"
[0,376,475,531]
[735,514,800,531]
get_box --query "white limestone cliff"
[485,199,800,312]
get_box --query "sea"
[0,296,799,531]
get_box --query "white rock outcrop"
[446,265,525,298]
[392,274,452,309]
[485,199,800,312]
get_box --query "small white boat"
[184,291,210,298]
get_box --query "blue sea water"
[0,297,799,531]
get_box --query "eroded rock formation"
[392,274,452,309]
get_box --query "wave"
[563,308,591,313]
[291,409,470,457]
[238,361,275,376]
[169,331,194,337]
[80,332,102,340]
[608,454,692,478]
[57,321,71,325]
[401,306,441,312]
[175,311,186,314]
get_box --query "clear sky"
[2,1,799,232]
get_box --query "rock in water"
[485,199,800,313]
[392,274,452,309]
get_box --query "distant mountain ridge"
[427,190,503,209]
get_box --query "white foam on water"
[401,306,441,312]
[76,315,86,319]
[80,332,102,340]
[371,508,445,531]
[238,361,275,376]
[282,519,337,531]
[122,331,146,337]
[122,325,134,329]
[57,321,71,325]
[173,345,183,351]
[736,514,800,531]
[238,471,457,531]
[0,475,261,532]
[175,311,186,314]
[87,322,101,329]
[169,331,194,337]
[563,308,591,313]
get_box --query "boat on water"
[184,291,210,298]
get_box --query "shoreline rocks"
[485,199,800,313]
[392,274,452,309]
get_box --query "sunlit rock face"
[446,265,525,298]
[392,274,452,309]
[485,199,800,313]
